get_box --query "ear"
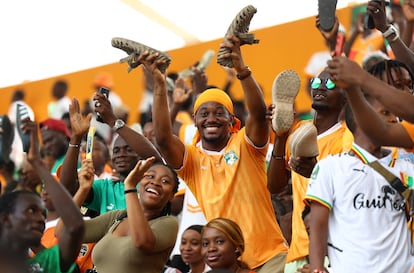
[0,213,12,228]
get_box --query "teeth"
[146,188,159,195]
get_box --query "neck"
[313,110,341,135]
[354,130,383,158]
[190,261,206,273]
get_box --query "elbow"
[131,237,156,253]
[66,218,85,239]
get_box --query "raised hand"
[92,91,117,126]
[326,56,364,88]
[219,35,246,72]
[69,97,92,138]
[402,0,414,22]
[172,78,193,105]
[124,156,156,189]
[24,119,41,163]
[78,158,95,191]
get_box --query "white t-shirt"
[47,96,71,119]
[170,182,207,257]
[305,143,414,273]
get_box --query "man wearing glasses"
[276,68,351,273]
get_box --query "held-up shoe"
[16,103,31,153]
[318,0,338,31]
[0,115,14,165]
[217,5,260,68]
[288,122,319,159]
[179,49,215,79]
[271,69,300,135]
[111,37,171,73]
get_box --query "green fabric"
[27,245,77,273]
[84,179,139,214]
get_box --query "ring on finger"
[95,102,101,108]
[374,9,380,13]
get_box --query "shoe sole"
[0,115,14,164]
[272,69,301,135]
[288,122,319,158]
[178,49,215,79]
[16,103,31,153]
[318,0,337,31]
[217,5,259,68]
[111,37,171,73]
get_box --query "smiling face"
[194,102,233,151]
[180,229,203,264]
[201,227,238,269]
[138,164,177,211]
[311,70,345,113]
[5,193,46,248]
[111,136,139,176]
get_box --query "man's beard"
[312,103,330,112]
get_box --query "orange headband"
[192,88,241,145]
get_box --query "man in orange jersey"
[140,34,288,273]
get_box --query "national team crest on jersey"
[224,150,238,166]
[311,164,320,180]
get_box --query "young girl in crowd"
[201,218,255,273]
[180,225,210,273]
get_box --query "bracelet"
[68,143,80,148]
[388,32,399,43]
[271,153,285,160]
[236,66,252,80]
[124,189,137,194]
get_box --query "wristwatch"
[112,119,125,131]
[382,24,399,42]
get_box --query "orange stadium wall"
[0,7,352,125]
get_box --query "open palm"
[69,97,92,138]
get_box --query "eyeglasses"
[310,77,336,90]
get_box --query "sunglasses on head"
[310,77,336,90]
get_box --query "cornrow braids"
[368,60,414,91]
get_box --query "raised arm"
[369,0,414,73]
[221,35,268,146]
[25,120,84,272]
[266,105,290,194]
[308,202,329,272]
[326,56,414,148]
[59,98,91,195]
[124,157,157,253]
[138,52,186,168]
[93,91,163,162]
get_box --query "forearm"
[125,190,156,252]
[309,204,329,272]
[31,158,84,232]
[153,80,174,144]
[116,126,163,162]
[389,37,414,75]
[169,102,181,126]
[343,31,359,56]
[401,21,413,46]
[358,72,414,123]
[59,136,82,195]
[238,67,268,145]
[267,134,289,194]
[152,78,185,167]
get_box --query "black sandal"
[318,0,338,31]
